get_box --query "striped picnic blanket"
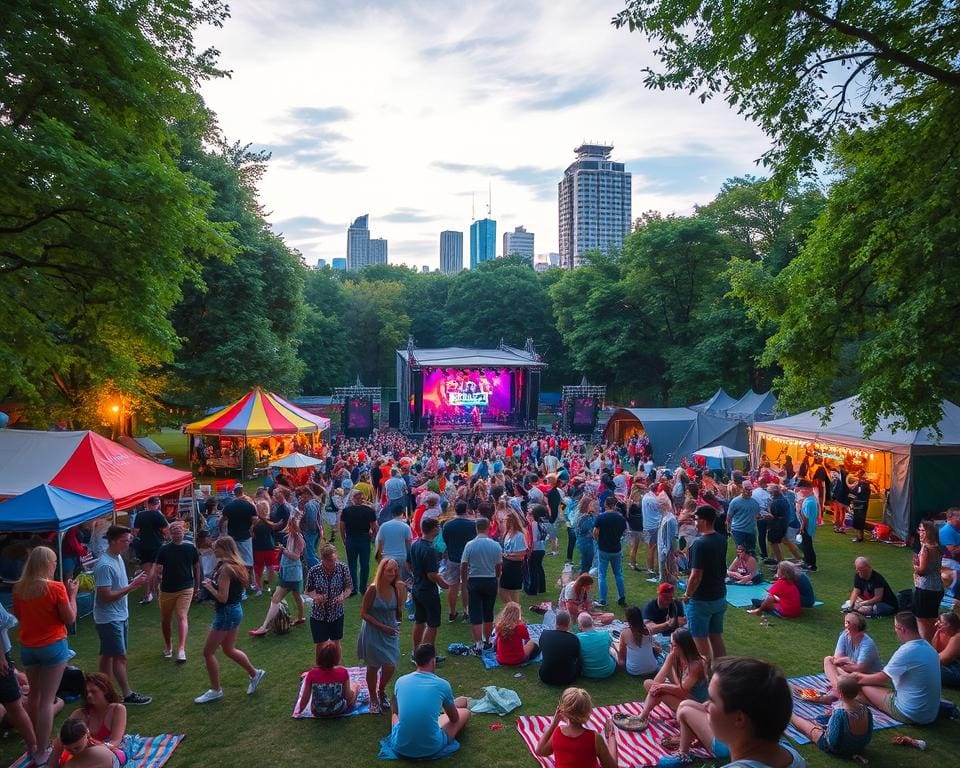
[786,673,903,744]
[517,701,714,768]
[292,665,371,717]
[8,734,184,768]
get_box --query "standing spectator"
[12,548,69,766]
[524,504,549,596]
[641,485,662,575]
[727,482,760,555]
[438,501,475,622]
[844,557,898,617]
[357,558,404,714]
[195,536,265,704]
[751,480,772,560]
[382,468,408,525]
[131,496,168,605]
[251,500,277,595]
[376,503,413,576]
[764,485,790,563]
[248,515,307,636]
[155,521,200,663]
[682,506,727,663]
[534,688,618,768]
[220,484,257,582]
[303,541,352,651]
[626,485,645,571]
[301,487,322,571]
[657,500,679,585]
[911,520,944,641]
[93,526,151,706]
[339,491,378,595]
[460,517,502,654]
[408,518,448,656]
[795,480,819,572]
[575,498,598,575]
[940,507,960,567]
[593,496,627,607]
[848,471,873,543]
[498,512,527,605]
[538,611,581,686]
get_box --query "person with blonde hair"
[494,602,539,666]
[248,515,306,636]
[499,512,527,605]
[195,537,265,704]
[251,499,277,595]
[534,687,618,768]
[357,558,404,713]
[13,546,76,765]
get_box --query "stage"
[396,341,546,435]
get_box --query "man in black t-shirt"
[440,502,476,622]
[683,505,727,661]
[155,521,200,662]
[643,583,687,635]
[846,557,899,616]
[133,496,168,605]
[593,496,627,607]
[408,518,448,658]
[339,491,377,595]
[220,484,257,576]
[538,610,580,685]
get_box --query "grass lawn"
[3,429,956,767]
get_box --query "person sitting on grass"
[51,674,127,763]
[843,557,898,617]
[634,629,708,731]
[812,612,883,704]
[493,602,539,666]
[55,718,127,768]
[576,613,616,679]
[931,611,960,688]
[561,574,614,625]
[538,611,581,686]
[747,562,801,618]
[615,606,661,677]
[384,643,471,759]
[792,562,817,608]
[295,641,357,718]
[789,674,872,759]
[655,698,730,768]
[725,544,761,585]
[534,687,618,768]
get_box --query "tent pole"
[189,482,197,538]
[57,532,64,582]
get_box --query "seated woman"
[295,641,357,718]
[747,561,802,618]
[52,674,126,763]
[494,602,539,666]
[635,629,708,730]
[55,719,127,768]
[814,612,883,704]
[534,687,618,768]
[615,606,661,677]
[794,565,817,608]
[932,611,960,688]
[726,545,761,585]
[790,674,872,758]
[561,574,614,625]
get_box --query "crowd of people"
[1,430,958,767]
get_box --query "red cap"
[657,583,675,595]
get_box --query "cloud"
[626,154,750,194]
[258,106,363,172]
[381,207,439,223]
[432,161,561,200]
[422,33,525,60]
[287,106,352,123]
[525,81,604,111]
[271,215,344,239]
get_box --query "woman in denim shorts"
[13,546,79,766]
[194,537,265,704]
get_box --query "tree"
[341,281,410,387]
[0,0,232,426]
[299,268,349,394]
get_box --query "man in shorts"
[220,484,256,582]
[682,505,727,663]
[131,496,168,605]
[440,501,476,622]
[408,518,448,660]
[459,517,502,653]
[93,526,151,705]
[641,485,661,575]
[155,521,200,663]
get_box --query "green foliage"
[341,280,411,387]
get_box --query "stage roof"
[397,346,546,369]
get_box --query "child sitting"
[494,602,539,666]
[790,674,872,757]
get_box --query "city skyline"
[195,0,771,269]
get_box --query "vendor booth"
[602,407,748,465]
[184,388,330,476]
[753,396,960,539]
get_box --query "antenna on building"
[472,192,475,222]
[487,183,492,217]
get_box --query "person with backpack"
[247,515,306,637]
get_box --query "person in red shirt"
[493,602,539,666]
[534,687,618,768]
[747,561,802,618]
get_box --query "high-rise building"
[469,218,496,269]
[315,258,328,269]
[331,257,347,271]
[503,225,534,261]
[439,230,463,274]
[346,214,388,270]
[558,143,632,269]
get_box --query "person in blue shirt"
[796,481,819,571]
[385,644,470,759]
[790,674,872,758]
[817,612,882,704]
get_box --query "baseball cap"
[658,583,675,595]
[742,480,753,490]
[232,483,244,494]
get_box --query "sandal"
[660,735,681,751]
[292,618,306,626]
[378,690,390,708]
[247,627,268,637]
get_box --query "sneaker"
[616,597,627,607]
[247,668,266,695]
[163,647,173,659]
[645,569,657,576]
[123,692,152,706]
[448,612,459,623]
[194,688,224,704]
[658,754,693,768]
[434,655,446,664]
[254,589,263,597]
[592,600,607,608]
[762,558,778,566]
[138,594,154,605]
[176,650,187,664]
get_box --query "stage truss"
[333,379,382,433]
[561,383,607,434]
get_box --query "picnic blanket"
[517,700,714,768]
[291,665,371,717]
[786,673,903,744]
[7,734,184,768]
[725,582,823,608]
[481,621,628,669]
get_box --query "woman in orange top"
[13,546,78,766]
[535,687,618,768]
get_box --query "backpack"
[271,599,292,635]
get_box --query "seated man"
[538,610,581,686]
[854,611,941,725]
[643,582,686,636]
[843,557,898,617]
[576,613,615,679]
[385,644,471,759]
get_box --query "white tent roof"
[0,431,88,497]
[396,346,546,368]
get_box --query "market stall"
[753,396,960,539]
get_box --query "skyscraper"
[558,144,632,269]
[439,230,463,274]
[346,214,388,271]
[503,225,534,261]
[331,257,347,271]
[469,218,496,269]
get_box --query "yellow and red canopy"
[184,389,330,437]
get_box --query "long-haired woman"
[357,558,404,713]
[195,537,265,704]
[51,673,127,764]
[560,574,614,625]
[912,520,944,641]
[494,602,539,666]
[499,512,528,605]
[251,499,277,595]
[634,629,708,730]
[615,606,661,677]
[248,515,306,636]
[13,546,77,765]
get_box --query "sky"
[196,0,772,269]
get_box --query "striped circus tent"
[184,388,330,436]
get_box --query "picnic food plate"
[612,712,648,731]
[795,687,822,701]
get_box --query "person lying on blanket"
[51,674,127,765]
[534,687,618,768]
[789,674,872,758]
[56,718,127,768]
[295,641,357,718]
[493,602,539,666]
[634,629,708,731]
[746,562,801,618]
